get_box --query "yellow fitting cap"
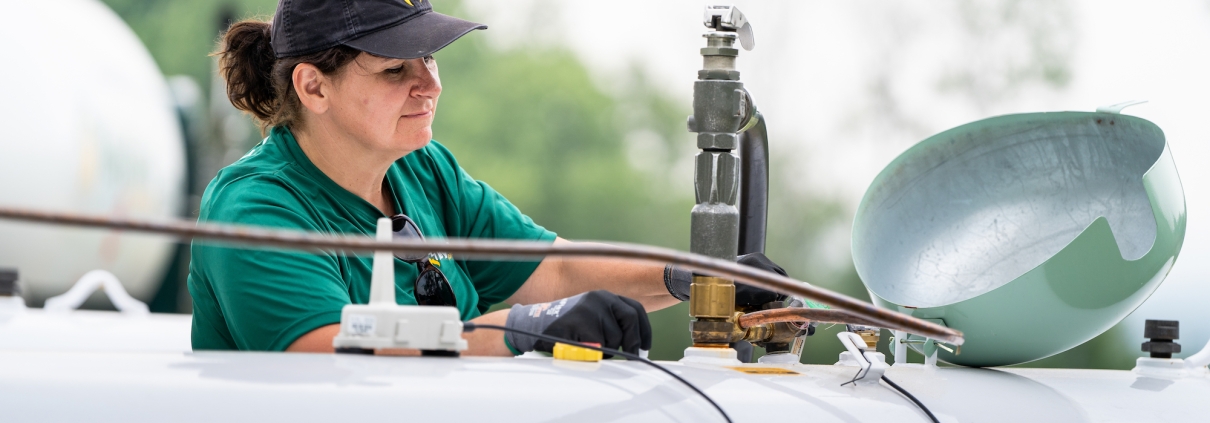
[553,342,603,362]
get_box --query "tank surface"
[0,348,1206,422]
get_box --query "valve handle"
[703,5,755,51]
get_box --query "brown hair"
[216,20,361,134]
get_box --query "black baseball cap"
[270,0,487,59]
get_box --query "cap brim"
[342,12,486,59]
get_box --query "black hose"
[463,323,732,423]
[737,113,769,257]
[734,115,771,364]
[881,375,940,423]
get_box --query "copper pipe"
[0,205,965,345]
[738,308,885,329]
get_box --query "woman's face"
[324,53,441,155]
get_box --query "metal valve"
[703,5,754,51]
[684,5,779,363]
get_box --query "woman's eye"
[385,65,405,74]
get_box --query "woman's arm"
[286,309,513,355]
[286,238,676,355]
[506,238,679,311]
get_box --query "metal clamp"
[837,331,887,385]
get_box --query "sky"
[466,0,1210,358]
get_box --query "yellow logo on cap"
[404,0,424,6]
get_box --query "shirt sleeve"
[192,176,349,351]
[425,143,557,314]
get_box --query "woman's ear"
[293,63,329,114]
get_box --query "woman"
[188,0,783,356]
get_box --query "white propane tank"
[0,0,186,302]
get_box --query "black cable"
[463,323,732,423]
[881,375,940,423]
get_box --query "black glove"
[735,253,789,306]
[663,252,788,308]
[505,290,652,357]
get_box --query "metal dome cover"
[853,111,1186,367]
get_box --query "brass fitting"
[689,276,740,347]
[689,276,734,319]
[690,319,730,345]
[742,322,770,343]
[690,313,745,346]
[853,329,880,349]
[746,321,803,345]
[691,315,750,348]
[693,310,800,347]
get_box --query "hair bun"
[218,21,278,123]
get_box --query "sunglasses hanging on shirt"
[390,214,457,308]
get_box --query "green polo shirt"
[188,126,556,351]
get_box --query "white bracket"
[890,330,940,368]
[43,270,148,316]
[924,340,939,367]
[332,218,467,353]
[893,330,907,365]
[836,331,887,385]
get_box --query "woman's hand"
[733,252,790,307]
[663,252,789,308]
[504,290,652,357]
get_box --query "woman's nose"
[412,60,441,98]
